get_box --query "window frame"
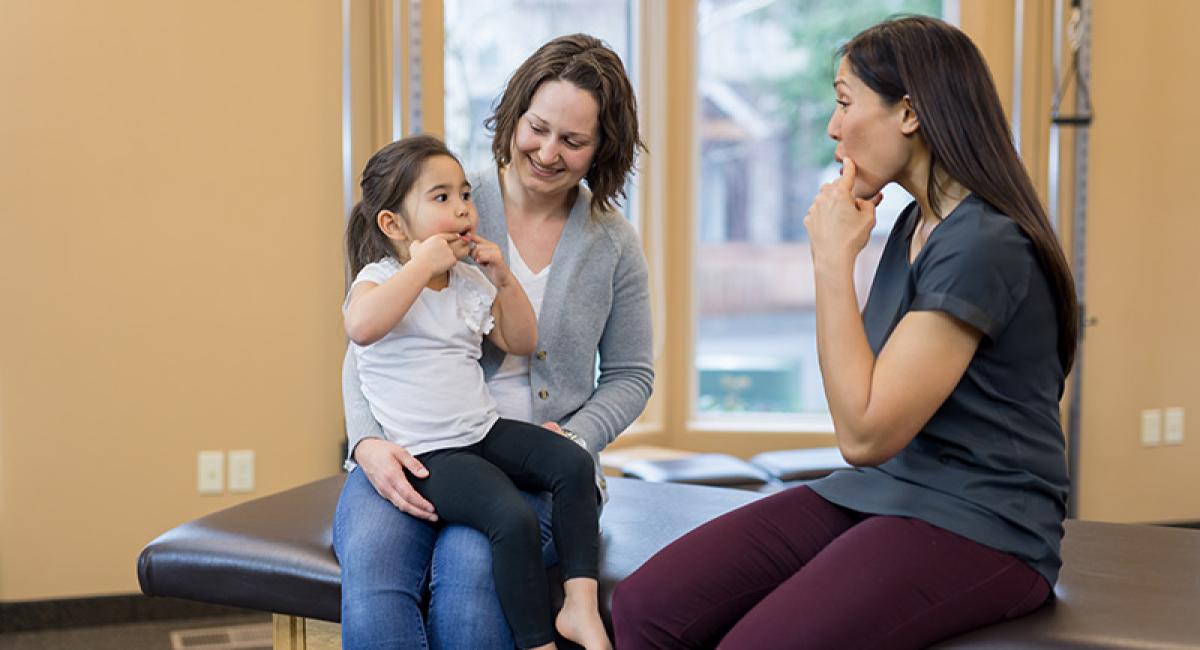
[379,0,1000,453]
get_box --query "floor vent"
[170,622,272,650]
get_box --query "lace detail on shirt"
[455,265,496,335]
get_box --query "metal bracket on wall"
[1047,0,1093,519]
[1051,1,1095,127]
[407,0,423,135]
[392,0,405,139]
[389,0,422,139]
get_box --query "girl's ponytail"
[345,200,391,286]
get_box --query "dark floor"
[0,614,271,650]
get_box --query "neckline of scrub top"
[904,192,979,269]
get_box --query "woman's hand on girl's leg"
[354,438,438,522]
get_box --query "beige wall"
[963,0,1200,523]
[1074,0,1200,522]
[0,1,347,600]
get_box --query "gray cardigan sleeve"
[342,346,385,469]
[560,227,655,453]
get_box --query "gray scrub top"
[809,194,1070,585]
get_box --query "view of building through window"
[696,0,949,417]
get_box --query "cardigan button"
[536,350,547,361]
[538,389,550,400]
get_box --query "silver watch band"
[560,428,588,450]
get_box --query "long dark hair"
[345,134,458,282]
[486,33,645,214]
[843,16,1078,372]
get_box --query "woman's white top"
[486,234,551,423]
[347,258,498,456]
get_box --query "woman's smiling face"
[509,79,600,198]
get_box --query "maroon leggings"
[611,486,1051,649]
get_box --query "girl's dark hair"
[485,33,645,214]
[843,16,1079,372]
[345,134,457,282]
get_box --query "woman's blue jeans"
[333,468,555,650]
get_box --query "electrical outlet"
[228,449,255,493]
[198,451,224,494]
[1141,409,1163,447]
[1165,408,1185,445]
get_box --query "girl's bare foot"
[556,603,610,650]
[556,578,612,650]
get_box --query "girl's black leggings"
[413,418,599,649]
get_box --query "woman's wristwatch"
[560,428,588,450]
[561,428,608,494]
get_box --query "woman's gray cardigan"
[342,167,655,493]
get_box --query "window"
[695,0,951,418]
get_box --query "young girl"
[343,134,610,650]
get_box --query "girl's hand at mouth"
[408,233,460,276]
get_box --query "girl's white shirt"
[346,258,499,456]
[486,233,551,424]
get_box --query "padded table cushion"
[749,447,851,481]
[138,475,758,622]
[621,453,770,488]
[937,519,1200,648]
[138,475,1200,648]
[138,475,343,621]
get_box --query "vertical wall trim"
[1047,0,1063,230]
[641,0,667,391]
[342,0,353,217]
[1012,0,1024,151]
[393,0,404,140]
[942,0,960,25]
